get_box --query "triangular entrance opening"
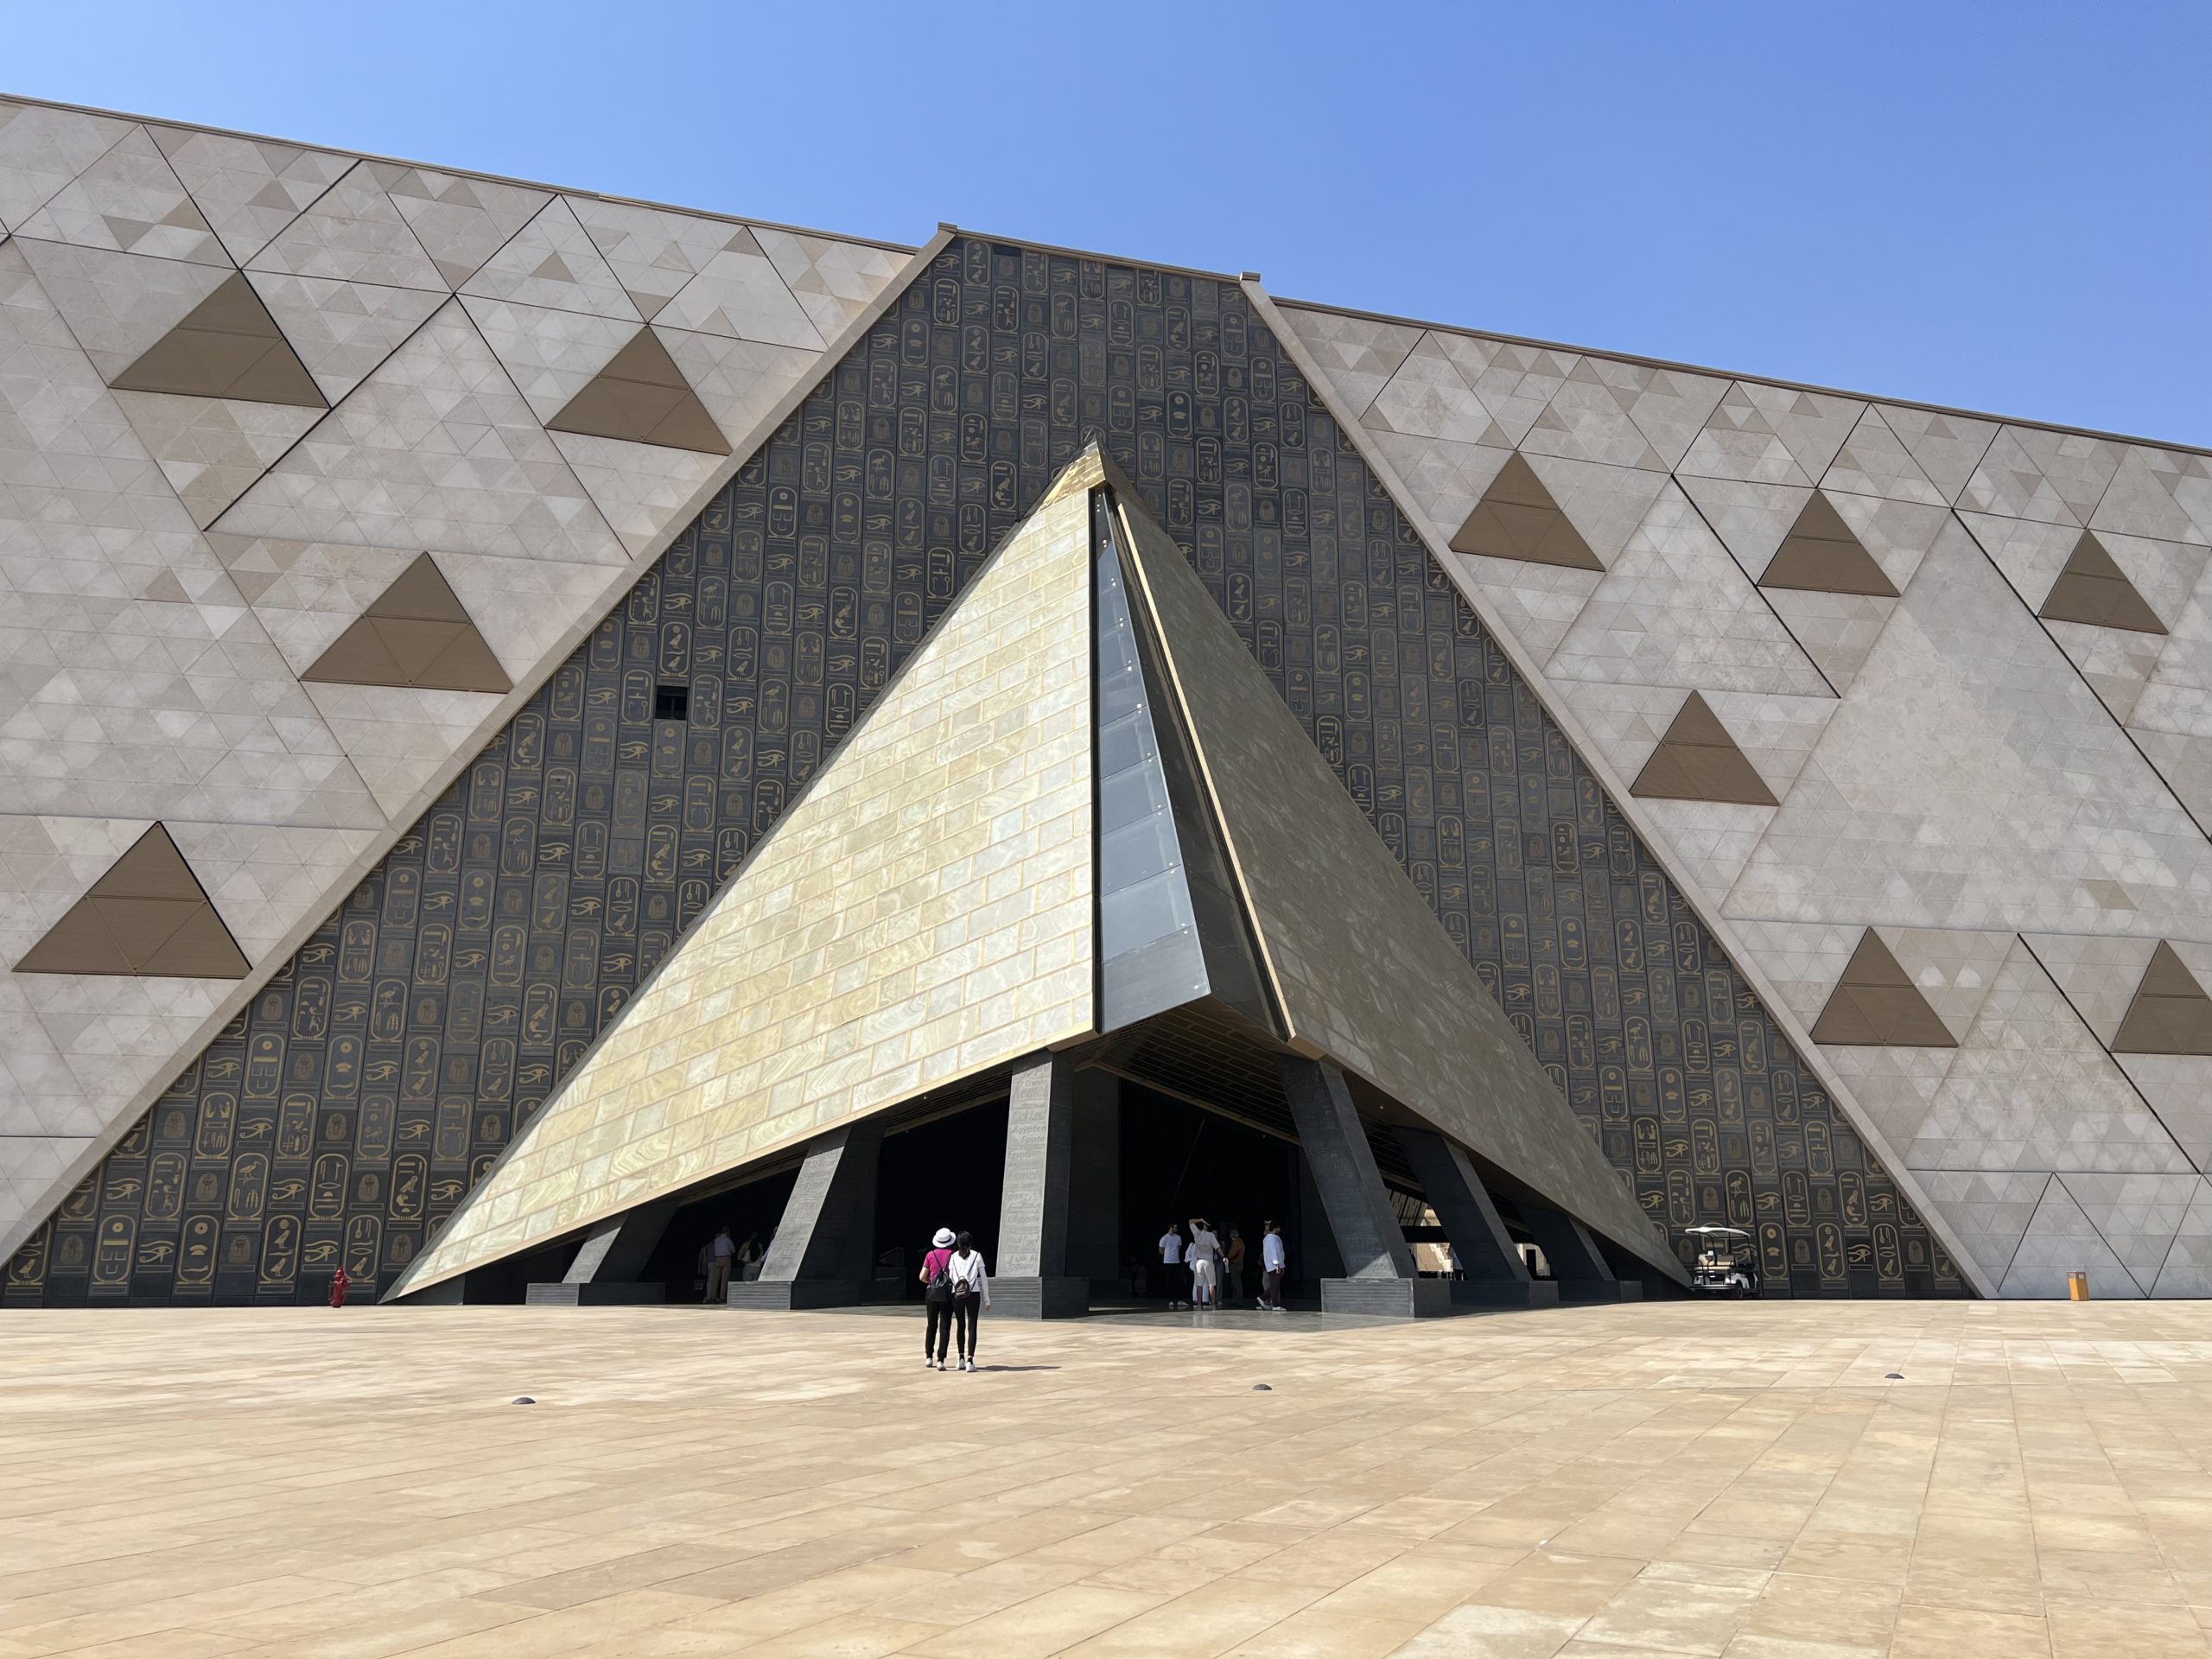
[109,271,327,408]
[302,553,512,693]
[545,327,730,454]
[1758,491,1897,596]
[1447,453,1602,571]
[2039,531,2166,634]
[1810,930,1956,1046]
[2113,941,2212,1055]
[15,824,249,978]
[1630,692,1777,806]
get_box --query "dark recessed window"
[654,684,690,721]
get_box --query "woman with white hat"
[918,1226,957,1370]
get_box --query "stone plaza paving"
[3,1301,2211,1657]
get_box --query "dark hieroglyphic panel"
[7,238,1961,1303]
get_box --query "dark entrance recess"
[653,683,690,721]
[637,1165,798,1300]
[871,1098,1009,1302]
[1114,1082,1305,1303]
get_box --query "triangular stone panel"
[2039,531,2167,634]
[1819,406,1945,506]
[2057,1172,2196,1294]
[211,297,626,564]
[2113,941,2212,1055]
[1274,303,1423,418]
[1448,451,1601,570]
[1811,931,1956,1047]
[1906,939,2194,1176]
[301,553,512,693]
[1759,490,1899,597]
[377,164,549,292]
[244,161,447,292]
[1546,482,1833,696]
[107,270,326,407]
[1631,692,1777,806]
[2152,1180,2212,1295]
[397,461,1103,1291]
[1726,519,2212,938]
[146,124,354,266]
[1912,1170,2049,1290]
[1873,404,1998,506]
[13,125,226,266]
[545,326,730,455]
[15,824,248,978]
[1999,1175,2134,1298]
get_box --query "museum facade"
[3,93,2209,1306]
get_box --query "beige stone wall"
[402,487,1096,1288]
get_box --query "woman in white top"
[1187,1217,1220,1309]
[947,1231,990,1372]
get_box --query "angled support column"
[1395,1127,1558,1309]
[1519,1199,1643,1303]
[524,1194,677,1305]
[728,1120,883,1309]
[995,1052,1089,1318]
[1279,1056,1446,1319]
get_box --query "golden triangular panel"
[2113,941,2212,1055]
[1810,930,1955,1047]
[109,271,327,408]
[1447,452,1602,571]
[1758,491,1897,596]
[1631,692,1777,806]
[2039,531,2166,634]
[301,554,512,693]
[394,468,1101,1294]
[15,824,249,978]
[545,327,730,454]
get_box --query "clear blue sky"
[6,2,2207,445]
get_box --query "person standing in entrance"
[736,1232,764,1281]
[948,1231,990,1371]
[1224,1226,1247,1306]
[1158,1222,1186,1308]
[1188,1216,1220,1309]
[919,1226,957,1370]
[704,1226,734,1303]
[1260,1219,1287,1311]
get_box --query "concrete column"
[1065,1068,1122,1292]
[728,1119,883,1309]
[1278,1056,1446,1319]
[1519,1199,1642,1303]
[524,1194,677,1305]
[1395,1128,1558,1309]
[994,1052,1089,1318]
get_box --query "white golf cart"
[1687,1224,1759,1297]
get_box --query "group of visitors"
[918,1226,989,1370]
[1157,1217,1287,1311]
[696,1226,766,1302]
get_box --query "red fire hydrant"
[328,1265,349,1309]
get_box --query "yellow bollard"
[2068,1270,2090,1300]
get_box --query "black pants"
[925,1297,951,1360]
[952,1295,978,1361]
